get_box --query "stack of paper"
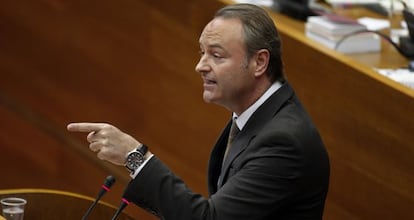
[305,16,381,53]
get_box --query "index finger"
[67,122,107,133]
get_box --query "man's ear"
[253,49,270,77]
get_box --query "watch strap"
[137,144,148,155]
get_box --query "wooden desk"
[0,189,134,220]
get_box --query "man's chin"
[202,96,213,103]
[202,92,216,104]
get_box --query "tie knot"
[228,119,240,145]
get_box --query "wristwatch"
[125,144,148,174]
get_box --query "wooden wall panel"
[0,0,225,219]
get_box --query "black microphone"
[82,175,116,220]
[111,182,134,220]
[111,198,130,220]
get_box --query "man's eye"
[213,53,222,58]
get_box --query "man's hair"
[215,4,284,82]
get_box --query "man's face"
[195,18,257,112]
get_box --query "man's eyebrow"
[199,40,224,49]
[199,42,228,54]
[207,43,224,50]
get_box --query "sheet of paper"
[326,0,410,11]
[358,17,390,30]
[375,68,414,89]
[233,0,273,7]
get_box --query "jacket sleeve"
[125,156,214,219]
[124,132,309,220]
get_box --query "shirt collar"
[233,81,282,130]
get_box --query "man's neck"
[233,81,283,130]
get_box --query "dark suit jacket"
[126,82,330,220]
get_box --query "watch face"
[126,151,144,170]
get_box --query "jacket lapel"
[207,120,232,194]
[215,82,295,189]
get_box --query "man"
[67,3,330,220]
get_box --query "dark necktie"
[223,119,240,161]
[218,119,240,188]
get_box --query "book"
[307,16,367,35]
[305,30,381,53]
[306,21,377,40]
[305,15,381,53]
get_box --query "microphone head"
[103,175,116,188]
[82,175,116,220]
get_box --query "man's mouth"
[204,79,217,85]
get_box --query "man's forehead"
[199,18,243,45]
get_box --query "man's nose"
[195,56,209,73]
